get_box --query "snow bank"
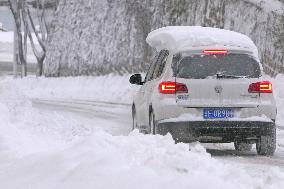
[146,26,259,58]
[0,85,282,188]
[2,128,283,189]
[2,74,139,104]
[0,79,94,156]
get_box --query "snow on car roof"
[146,26,259,58]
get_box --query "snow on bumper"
[159,113,274,123]
[157,117,275,143]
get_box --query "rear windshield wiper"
[216,73,248,79]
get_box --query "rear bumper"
[156,121,275,143]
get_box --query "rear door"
[174,53,261,108]
[135,53,158,126]
[136,50,169,126]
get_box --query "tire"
[132,106,137,131]
[234,141,252,152]
[149,111,156,135]
[256,127,276,156]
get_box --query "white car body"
[130,26,277,155]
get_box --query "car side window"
[172,53,182,76]
[144,53,159,82]
[153,50,169,79]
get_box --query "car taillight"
[203,49,228,55]
[159,81,188,94]
[248,81,273,93]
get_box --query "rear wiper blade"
[216,73,248,79]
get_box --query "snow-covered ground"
[0,74,284,188]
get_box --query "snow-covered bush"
[45,0,284,76]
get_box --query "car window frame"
[172,53,182,76]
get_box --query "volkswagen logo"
[215,85,223,93]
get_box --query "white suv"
[130,26,277,156]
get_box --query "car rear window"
[173,54,261,79]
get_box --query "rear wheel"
[149,111,156,135]
[256,127,276,156]
[234,141,252,152]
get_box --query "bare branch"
[24,0,47,76]
[7,0,16,16]
[28,31,43,60]
[27,7,46,52]
[22,1,43,59]
[40,0,47,41]
[42,1,49,37]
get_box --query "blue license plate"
[203,108,234,119]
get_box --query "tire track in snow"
[32,98,132,136]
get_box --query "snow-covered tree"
[44,0,284,76]
[8,0,50,77]
[25,0,48,76]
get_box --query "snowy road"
[33,99,284,175]
[32,99,133,136]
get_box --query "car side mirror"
[129,74,144,85]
